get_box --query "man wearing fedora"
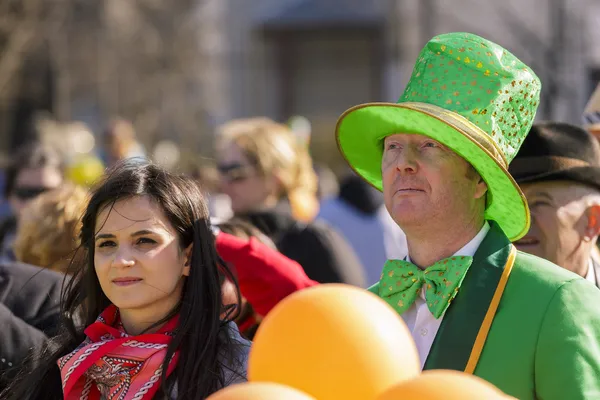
[510,122,600,287]
[336,32,600,399]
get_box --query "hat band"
[510,156,593,175]
[398,102,508,168]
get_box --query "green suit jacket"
[369,222,600,400]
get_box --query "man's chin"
[390,209,430,228]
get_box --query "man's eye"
[423,141,438,148]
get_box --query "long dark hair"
[2,160,244,399]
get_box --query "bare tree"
[0,0,71,100]
[1,0,221,165]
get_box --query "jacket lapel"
[423,221,512,371]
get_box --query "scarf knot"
[58,305,179,400]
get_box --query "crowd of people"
[0,31,599,399]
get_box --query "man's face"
[9,166,63,217]
[381,133,487,230]
[516,180,599,273]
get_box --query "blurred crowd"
[0,62,599,398]
[0,112,412,389]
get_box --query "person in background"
[510,122,600,287]
[216,218,276,338]
[313,163,340,203]
[0,166,11,221]
[191,163,234,221]
[318,171,408,286]
[13,184,88,274]
[216,117,319,223]
[2,160,249,400]
[0,261,63,390]
[0,142,63,262]
[215,117,366,286]
[214,218,315,339]
[101,118,146,168]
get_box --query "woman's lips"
[112,277,143,286]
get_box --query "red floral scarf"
[58,305,179,400]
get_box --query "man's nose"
[395,147,418,174]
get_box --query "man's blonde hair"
[14,184,88,272]
[216,117,319,221]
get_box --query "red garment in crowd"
[216,232,318,318]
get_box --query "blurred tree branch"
[1,0,220,162]
[0,0,44,98]
[445,0,583,121]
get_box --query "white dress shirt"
[403,222,491,369]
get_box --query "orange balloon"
[206,382,316,400]
[376,370,511,400]
[249,284,420,400]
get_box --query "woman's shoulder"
[165,323,251,399]
[219,322,251,386]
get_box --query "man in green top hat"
[337,32,600,399]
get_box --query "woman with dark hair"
[1,160,249,399]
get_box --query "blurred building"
[1,0,599,170]
[220,0,600,170]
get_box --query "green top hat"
[335,32,541,241]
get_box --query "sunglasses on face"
[12,186,50,200]
[217,163,256,183]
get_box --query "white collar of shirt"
[406,221,491,300]
[406,221,490,263]
[586,258,597,284]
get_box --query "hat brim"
[336,102,530,241]
[513,167,600,193]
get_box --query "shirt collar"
[406,221,490,263]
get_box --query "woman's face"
[217,142,277,213]
[94,196,190,324]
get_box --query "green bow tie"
[379,256,473,319]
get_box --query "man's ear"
[474,176,488,200]
[182,244,193,277]
[584,205,600,240]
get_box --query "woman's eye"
[386,143,399,150]
[137,237,157,245]
[98,241,116,248]
[423,141,438,148]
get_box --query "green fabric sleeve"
[535,279,600,400]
